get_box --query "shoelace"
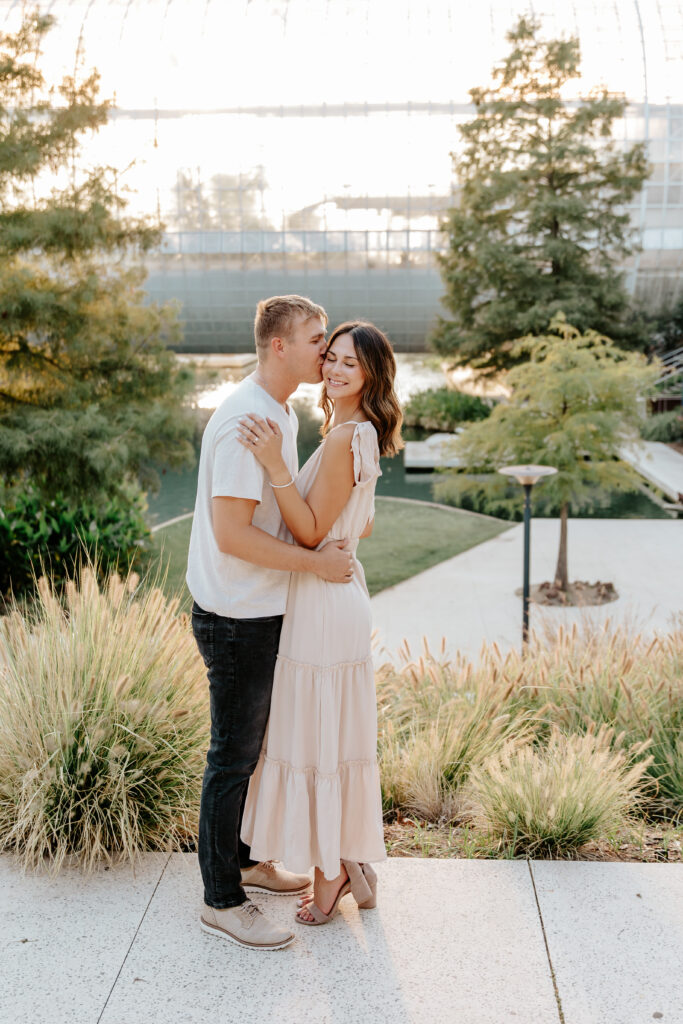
[237,901,261,927]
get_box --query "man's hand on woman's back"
[314,540,354,583]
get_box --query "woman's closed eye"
[326,354,357,368]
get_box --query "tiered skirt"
[241,568,386,880]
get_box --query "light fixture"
[498,465,558,646]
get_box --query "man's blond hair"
[254,295,327,355]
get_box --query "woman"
[237,321,402,925]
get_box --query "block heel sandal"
[295,861,378,925]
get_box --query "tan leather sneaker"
[200,900,294,950]
[241,860,312,896]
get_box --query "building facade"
[3,0,682,350]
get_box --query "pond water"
[147,353,443,524]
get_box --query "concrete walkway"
[2,854,681,1024]
[371,519,683,663]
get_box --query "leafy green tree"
[433,16,649,375]
[403,386,491,432]
[0,11,195,506]
[436,315,658,590]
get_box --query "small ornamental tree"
[437,315,658,592]
[0,12,195,508]
[432,16,649,374]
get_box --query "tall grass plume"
[377,622,682,852]
[468,725,653,856]
[0,569,208,871]
[377,640,534,821]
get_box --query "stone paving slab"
[0,853,169,1024]
[531,862,683,1024]
[5,853,682,1024]
[100,855,558,1024]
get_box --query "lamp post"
[498,465,558,647]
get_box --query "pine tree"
[0,12,194,505]
[436,315,658,590]
[432,16,649,375]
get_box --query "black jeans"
[192,601,283,909]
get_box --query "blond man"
[187,296,353,951]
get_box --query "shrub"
[468,726,652,857]
[0,481,152,602]
[0,569,208,871]
[432,472,651,521]
[433,473,522,520]
[403,387,491,432]
[640,410,683,443]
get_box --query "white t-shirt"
[186,375,299,618]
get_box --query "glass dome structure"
[2,0,682,351]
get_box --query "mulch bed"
[384,819,683,863]
[515,580,619,606]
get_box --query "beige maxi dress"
[241,420,387,880]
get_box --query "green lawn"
[150,497,510,606]
[357,499,509,594]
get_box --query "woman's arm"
[238,415,356,548]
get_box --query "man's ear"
[270,335,286,359]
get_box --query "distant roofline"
[109,100,681,120]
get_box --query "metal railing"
[655,344,683,386]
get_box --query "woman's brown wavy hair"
[319,321,404,457]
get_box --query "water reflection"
[191,352,445,415]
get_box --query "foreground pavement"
[371,518,683,664]
[2,855,681,1024]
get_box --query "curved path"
[371,518,683,663]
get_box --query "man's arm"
[212,496,353,582]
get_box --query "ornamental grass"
[529,620,683,818]
[378,644,534,820]
[0,569,208,872]
[468,725,653,857]
[376,620,683,847]
[1,568,681,870]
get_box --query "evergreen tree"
[433,16,649,375]
[436,315,658,590]
[651,296,683,355]
[0,11,194,505]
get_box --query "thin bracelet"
[270,477,295,489]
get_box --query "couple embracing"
[186,295,402,950]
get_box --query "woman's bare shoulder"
[321,423,357,455]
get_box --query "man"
[186,295,353,951]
